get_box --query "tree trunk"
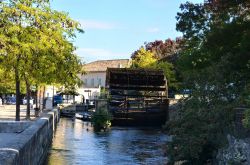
[15,68,20,121]
[26,81,31,120]
[35,84,38,109]
[42,86,46,110]
[38,86,42,110]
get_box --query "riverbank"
[0,109,59,165]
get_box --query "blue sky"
[51,0,203,62]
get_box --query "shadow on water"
[45,118,169,165]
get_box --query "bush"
[166,98,235,164]
[92,106,112,131]
[242,109,250,128]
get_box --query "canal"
[45,118,169,165]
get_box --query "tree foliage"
[131,38,183,63]
[92,106,112,131]
[131,47,157,68]
[0,0,83,120]
[131,47,177,90]
[167,0,250,164]
[0,68,15,94]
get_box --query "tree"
[131,38,183,63]
[176,0,250,98]
[0,0,83,120]
[167,0,250,163]
[131,47,177,91]
[131,47,157,68]
[131,38,184,92]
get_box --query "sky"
[51,0,203,63]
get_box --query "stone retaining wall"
[0,109,59,165]
[0,121,31,133]
[216,135,250,165]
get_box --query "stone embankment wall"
[216,135,250,165]
[216,107,250,164]
[0,109,59,165]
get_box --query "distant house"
[77,59,131,102]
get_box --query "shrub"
[166,98,235,164]
[242,109,250,128]
[92,106,112,131]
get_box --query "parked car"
[22,97,34,105]
[6,97,16,105]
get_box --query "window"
[91,78,94,87]
[84,79,88,87]
[98,78,102,86]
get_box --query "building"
[40,59,131,105]
[77,59,131,102]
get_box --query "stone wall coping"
[0,109,59,165]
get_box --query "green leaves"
[243,109,250,128]
[176,2,208,40]
[0,0,84,120]
[167,98,235,164]
[131,47,157,68]
[167,0,250,164]
[92,106,112,131]
[131,47,178,90]
[177,0,250,95]
[3,0,81,77]
[0,0,83,93]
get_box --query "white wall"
[80,72,106,88]
[76,87,101,103]
[174,94,189,100]
[45,86,57,98]
[76,71,106,103]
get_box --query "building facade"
[77,59,131,102]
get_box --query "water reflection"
[46,118,169,165]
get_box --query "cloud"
[146,27,160,33]
[78,19,116,30]
[75,48,129,62]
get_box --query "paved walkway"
[0,105,37,121]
